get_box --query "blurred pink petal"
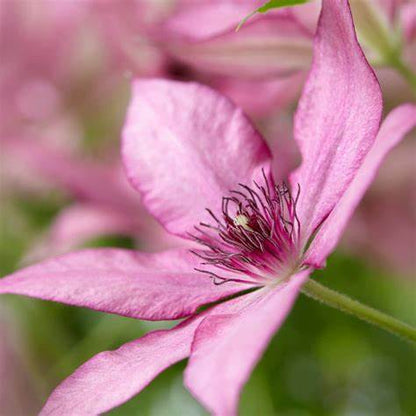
[0,0,89,136]
[343,128,416,275]
[90,0,167,76]
[33,203,182,256]
[261,110,302,183]
[3,138,138,210]
[44,203,139,247]
[159,1,312,78]
[400,2,416,42]
[0,249,245,320]
[289,0,321,33]
[23,204,141,263]
[216,72,304,118]
[122,79,271,238]
[3,137,184,255]
[289,0,382,244]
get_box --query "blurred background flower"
[0,0,415,414]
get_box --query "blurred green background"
[1,195,415,415]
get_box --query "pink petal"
[374,0,401,22]
[40,316,203,416]
[122,79,271,238]
[39,277,263,415]
[400,2,416,43]
[305,104,416,267]
[161,1,255,40]
[0,249,246,320]
[289,0,383,245]
[289,0,321,34]
[342,137,416,274]
[24,202,182,263]
[185,270,309,415]
[216,72,304,118]
[159,3,312,78]
[24,204,141,263]
[3,138,139,212]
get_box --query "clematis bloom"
[0,1,415,415]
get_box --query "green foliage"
[257,0,309,13]
[237,0,309,30]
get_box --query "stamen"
[191,173,301,285]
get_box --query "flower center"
[191,171,301,285]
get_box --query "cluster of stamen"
[190,171,301,285]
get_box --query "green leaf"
[237,0,309,31]
[257,0,309,13]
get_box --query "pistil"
[190,171,301,285]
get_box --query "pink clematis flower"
[1,1,415,414]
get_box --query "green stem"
[387,53,416,94]
[301,278,416,344]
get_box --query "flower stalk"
[301,278,416,344]
[388,53,416,94]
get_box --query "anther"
[190,176,301,285]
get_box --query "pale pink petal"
[185,270,309,415]
[41,316,203,416]
[25,202,186,264]
[289,0,321,34]
[289,0,383,246]
[159,2,312,78]
[3,138,139,212]
[400,2,416,43]
[342,137,416,274]
[24,203,141,263]
[122,79,271,238]
[0,249,246,320]
[162,1,255,40]
[48,204,137,245]
[260,105,302,183]
[305,104,416,268]
[375,0,401,22]
[217,72,304,118]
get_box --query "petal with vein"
[122,79,271,238]
[289,0,383,245]
[305,104,416,267]
[40,316,202,416]
[185,270,309,415]
[0,249,246,320]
